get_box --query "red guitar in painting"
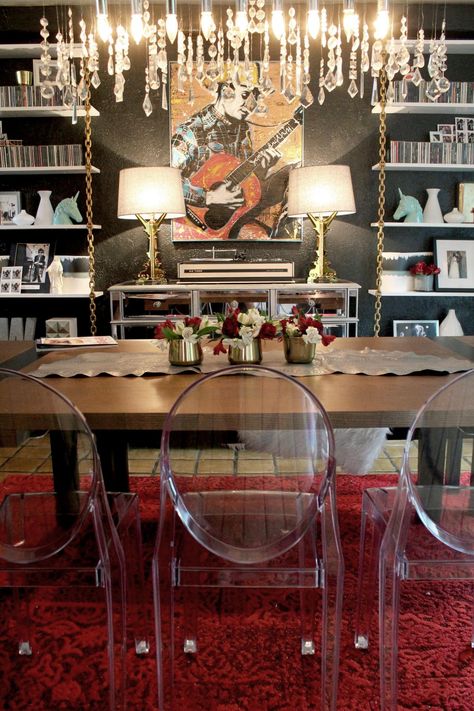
[176,106,303,241]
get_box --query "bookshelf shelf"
[0,166,100,175]
[372,102,474,115]
[368,290,474,297]
[372,163,474,171]
[370,222,474,228]
[0,106,99,118]
[0,292,103,299]
[0,224,102,230]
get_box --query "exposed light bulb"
[235,10,248,34]
[271,10,285,39]
[165,13,178,43]
[342,9,355,41]
[96,13,110,42]
[130,14,143,44]
[374,9,389,40]
[307,10,320,39]
[200,11,215,41]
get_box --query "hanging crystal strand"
[143,65,153,116]
[385,35,398,83]
[77,18,88,103]
[217,26,225,81]
[142,0,153,39]
[186,34,194,104]
[88,32,101,89]
[321,6,327,48]
[195,34,205,84]
[324,23,337,91]
[248,0,257,34]
[177,30,187,93]
[318,56,325,105]
[157,18,168,109]
[436,19,450,94]
[335,23,343,87]
[426,30,441,102]
[39,15,55,100]
[411,27,424,87]
[280,30,287,95]
[359,20,369,98]
[301,33,313,107]
[64,7,78,122]
[370,34,384,106]
[244,31,251,78]
[107,34,115,76]
[397,15,411,78]
[261,21,272,93]
[295,28,302,97]
[347,14,359,98]
[148,23,159,92]
[55,23,68,91]
[114,25,128,103]
[255,0,266,34]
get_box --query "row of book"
[0,85,65,107]
[0,143,83,168]
[392,80,474,104]
[389,140,474,164]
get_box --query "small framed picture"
[0,265,22,294]
[429,131,442,143]
[393,320,440,338]
[458,182,474,222]
[437,123,455,139]
[32,58,59,87]
[0,191,21,225]
[434,238,474,292]
[11,242,54,293]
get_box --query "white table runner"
[31,344,474,378]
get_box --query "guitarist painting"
[170,63,303,241]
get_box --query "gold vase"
[168,340,203,366]
[283,336,316,364]
[227,340,262,365]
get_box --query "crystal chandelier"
[36,1,450,117]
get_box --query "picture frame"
[429,131,442,143]
[10,242,54,293]
[458,182,474,223]
[393,320,440,338]
[56,254,90,294]
[169,61,303,242]
[434,238,474,292]
[32,58,59,87]
[0,191,21,225]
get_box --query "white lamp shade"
[287,165,356,217]
[117,166,186,219]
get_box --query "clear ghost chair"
[153,365,344,711]
[354,368,474,710]
[0,367,148,710]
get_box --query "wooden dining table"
[15,335,473,491]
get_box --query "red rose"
[259,322,277,340]
[222,315,240,338]
[185,316,202,329]
[321,334,336,347]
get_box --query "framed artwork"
[56,255,90,294]
[170,61,303,241]
[32,59,59,87]
[458,182,474,223]
[381,251,433,293]
[11,242,54,293]
[0,266,22,294]
[0,191,21,225]
[434,238,474,292]
[393,320,439,338]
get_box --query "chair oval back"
[404,368,474,555]
[160,364,336,564]
[0,367,101,563]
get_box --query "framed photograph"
[56,255,90,294]
[0,191,21,225]
[434,238,474,292]
[170,61,303,242]
[429,131,442,143]
[457,182,474,223]
[393,320,440,338]
[11,242,54,293]
[32,58,59,87]
[437,123,455,139]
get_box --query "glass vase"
[168,340,203,366]
[283,336,316,364]
[227,340,262,365]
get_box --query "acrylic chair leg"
[354,493,383,650]
[183,587,198,653]
[379,558,401,711]
[102,566,127,711]
[321,493,344,711]
[13,587,32,656]
[299,588,316,655]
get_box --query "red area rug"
[0,474,472,710]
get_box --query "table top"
[0,341,37,370]
[20,337,474,430]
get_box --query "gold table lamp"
[117,166,185,283]
[287,165,356,283]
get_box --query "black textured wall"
[0,3,473,336]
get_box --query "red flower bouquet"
[409,261,441,276]
[280,307,336,347]
[213,306,278,355]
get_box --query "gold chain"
[374,60,387,337]
[84,64,97,336]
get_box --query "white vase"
[423,188,443,224]
[35,190,54,226]
[12,209,35,226]
[439,309,464,337]
[443,207,465,224]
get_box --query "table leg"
[95,431,130,492]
